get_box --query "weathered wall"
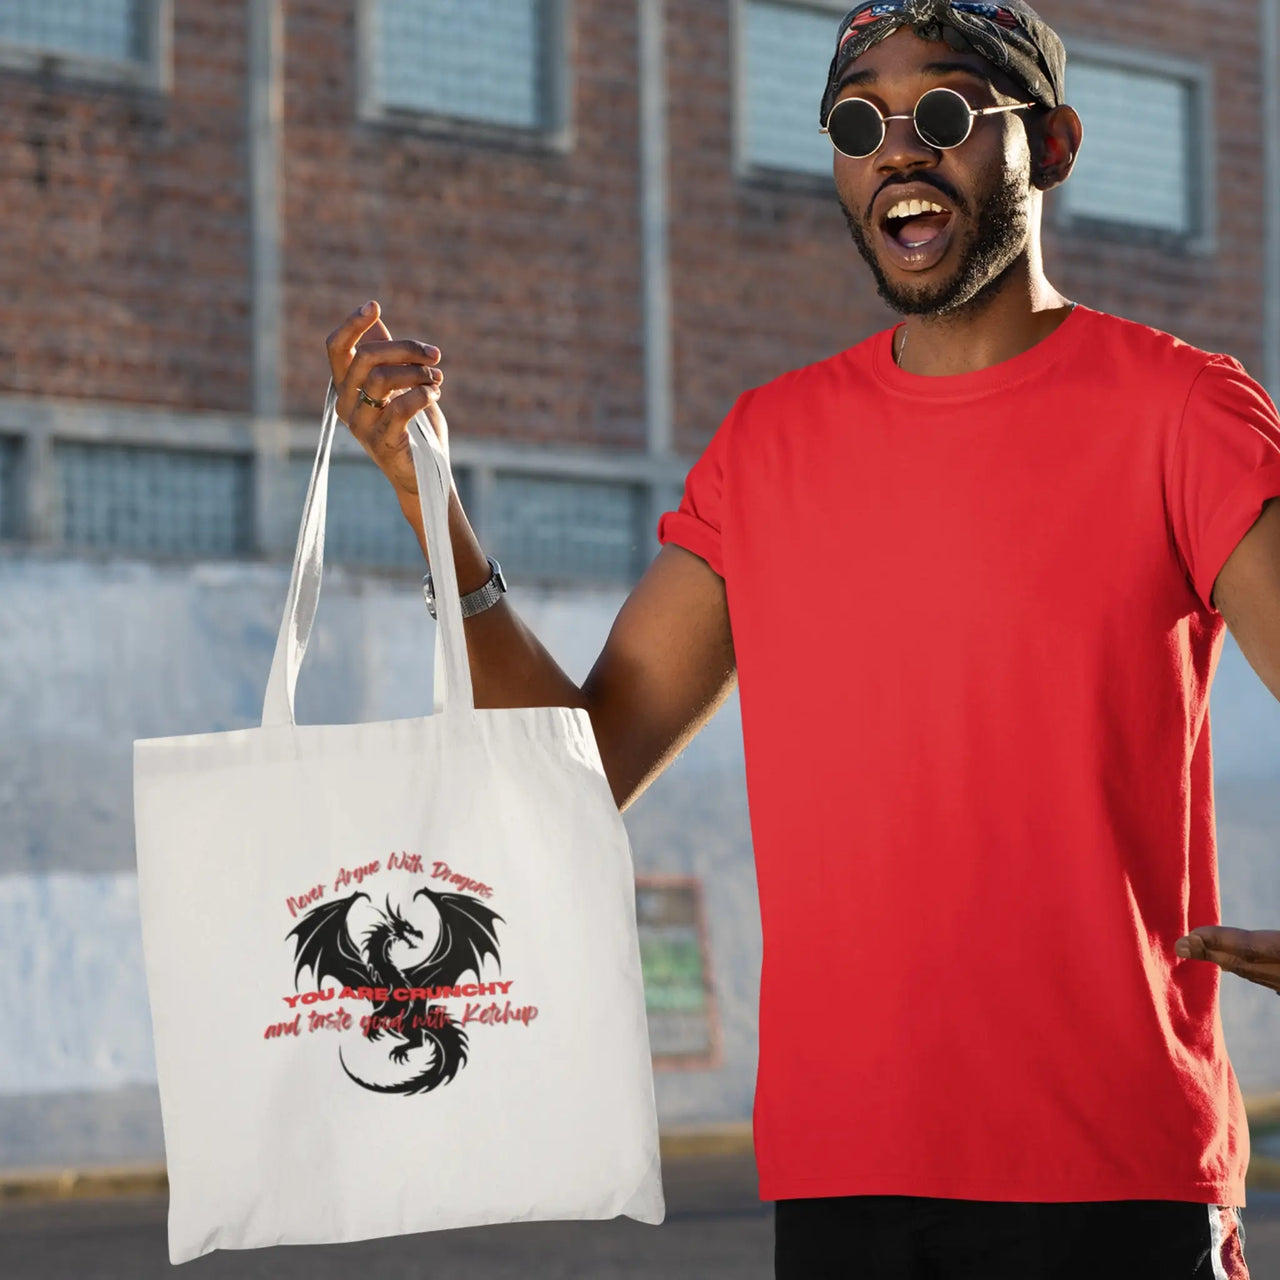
[280,0,649,447]
[0,552,759,1168]
[0,0,1276,1174]
[1039,0,1267,377]
[662,0,1268,453]
[2,2,1261,443]
[2,552,1278,1170]
[0,1,251,410]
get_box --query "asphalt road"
[2,1156,1278,1279]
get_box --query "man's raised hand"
[324,300,446,500]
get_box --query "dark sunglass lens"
[914,88,972,149]
[827,99,884,157]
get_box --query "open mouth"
[877,195,957,272]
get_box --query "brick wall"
[1039,0,1264,379]
[664,0,1267,453]
[280,0,649,449]
[0,0,1267,453]
[0,1,251,412]
[665,0,886,453]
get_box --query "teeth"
[886,199,946,220]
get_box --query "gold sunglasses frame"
[821,86,1035,159]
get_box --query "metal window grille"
[56,442,252,557]
[0,436,21,540]
[374,0,547,129]
[487,473,645,583]
[742,1,839,177]
[0,0,144,63]
[1062,60,1194,236]
[284,456,472,570]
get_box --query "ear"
[1029,104,1083,191]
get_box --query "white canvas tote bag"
[133,383,665,1264]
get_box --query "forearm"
[395,489,738,815]
[328,307,732,818]
[397,487,590,715]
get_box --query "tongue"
[896,213,949,246]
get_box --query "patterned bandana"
[819,0,1067,125]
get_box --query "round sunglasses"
[821,86,1035,159]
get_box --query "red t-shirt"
[657,305,1280,1207]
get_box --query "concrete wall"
[0,550,758,1169]
[2,550,1278,1171]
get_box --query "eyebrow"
[838,60,996,89]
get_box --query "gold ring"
[357,386,391,410]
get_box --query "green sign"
[636,879,719,1066]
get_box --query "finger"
[340,366,442,431]
[365,385,442,456]
[1180,939,1280,978]
[358,317,393,347]
[1197,945,1280,975]
[1183,928,1280,963]
[325,301,384,384]
[337,324,398,423]
[1202,956,1280,991]
[363,364,443,403]
[346,339,440,394]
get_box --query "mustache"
[865,174,967,223]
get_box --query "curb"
[1,1164,168,1204]
[1248,1092,1280,1130]
[4,1098,1278,1206]
[660,1122,754,1162]
[0,1129,758,1205]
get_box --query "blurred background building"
[1,0,1278,1176]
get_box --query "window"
[0,436,21,540]
[56,443,252,557]
[488,474,646,582]
[0,0,167,87]
[363,0,567,141]
[284,456,473,570]
[1059,45,1212,247]
[737,0,843,180]
[0,0,142,63]
[282,461,642,580]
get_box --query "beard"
[841,163,1031,317]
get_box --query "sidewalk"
[3,1151,1280,1280]
[0,1148,771,1280]
[5,1100,1280,1205]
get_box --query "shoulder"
[1076,306,1248,387]
[729,329,888,431]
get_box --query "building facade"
[1,0,1274,564]
[2,0,1279,1173]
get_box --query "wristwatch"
[423,555,507,620]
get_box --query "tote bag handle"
[261,381,475,727]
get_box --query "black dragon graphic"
[287,885,504,1095]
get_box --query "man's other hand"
[1175,927,1280,993]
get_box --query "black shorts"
[773,1194,1250,1279]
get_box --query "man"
[324,2,1280,1274]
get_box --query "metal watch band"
[422,555,507,620]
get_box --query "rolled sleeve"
[655,394,746,581]
[1166,356,1280,614]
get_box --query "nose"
[876,113,938,174]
